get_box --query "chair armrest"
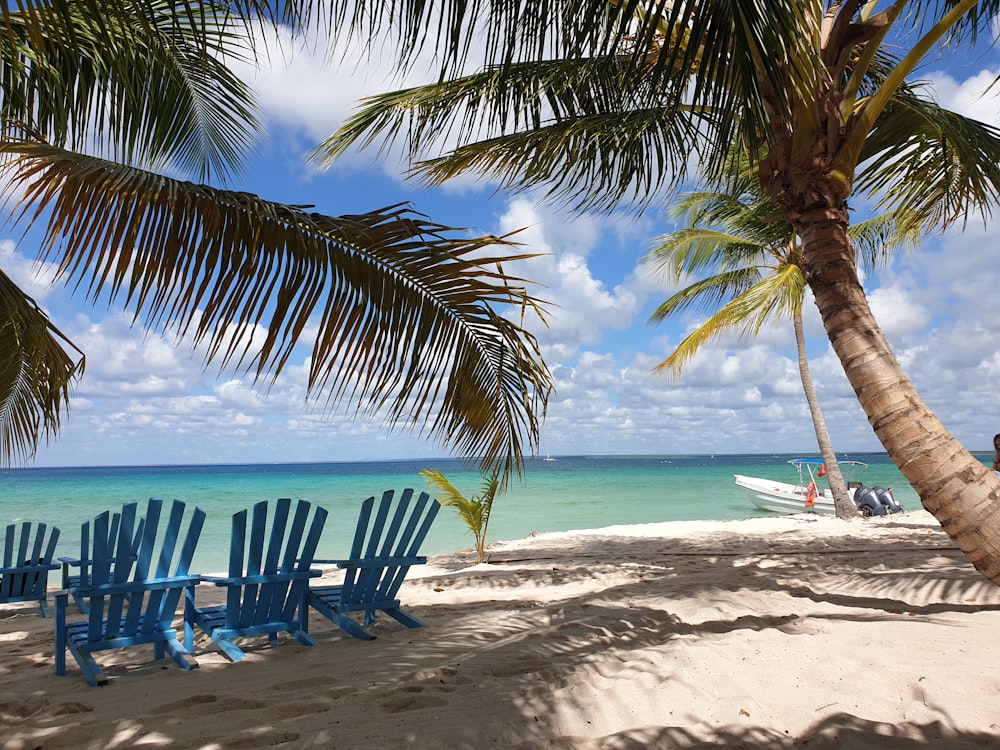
[0,561,62,574]
[205,570,321,587]
[80,574,202,596]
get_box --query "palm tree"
[646,179,917,518]
[0,2,552,478]
[420,467,501,563]
[310,1,1000,583]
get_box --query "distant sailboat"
[543,452,556,461]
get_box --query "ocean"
[0,453,974,574]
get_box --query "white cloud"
[494,198,649,359]
[925,68,1000,127]
[867,285,931,337]
[0,239,61,301]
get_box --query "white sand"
[2,509,1000,749]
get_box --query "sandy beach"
[3,509,1000,749]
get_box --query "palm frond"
[313,2,819,211]
[653,265,803,378]
[646,228,767,284]
[1,135,552,478]
[0,267,84,465]
[313,55,719,212]
[848,211,922,270]
[665,191,792,254]
[0,1,261,180]
[416,107,717,212]
[903,0,1000,47]
[648,266,765,323]
[858,88,1000,229]
[420,468,466,507]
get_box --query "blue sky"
[6,22,1000,468]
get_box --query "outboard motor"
[853,486,888,517]
[872,486,903,515]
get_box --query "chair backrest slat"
[378,488,413,558]
[155,500,185,579]
[255,498,292,624]
[239,501,270,627]
[2,524,13,568]
[363,493,394,559]
[277,504,327,623]
[159,506,205,623]
[88,512,112,641]
[225,509,248,628]
[348,500,373,560]
[15,524,30,573]
[111,506,136,585]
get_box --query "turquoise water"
[0,453,962,574]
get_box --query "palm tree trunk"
[794,201,1000,585]
[792,310,855,518]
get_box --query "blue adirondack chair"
[304,489,440,640]
[1,522,61,617]
[54,498,206,686]
[186,498,328,662]
[59,514,145,614]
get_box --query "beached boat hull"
[734,474,837,514]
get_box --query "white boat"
[734,458,902,516]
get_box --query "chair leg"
[163,638,200,671]
[72,590,89,614]
[307,593,374,641]
[54,595,67,676]
[212,634,248,662]
[384,607,424,629]
[184,585,196,653]
[68,642,107,687]
[289,628,319,647]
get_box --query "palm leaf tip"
[0,269,85,466]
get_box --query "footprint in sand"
[380,686,452,713]
[484,656,552,678]
[151,694,268,716]
[0,698,50,721]
[270,674,359,694]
